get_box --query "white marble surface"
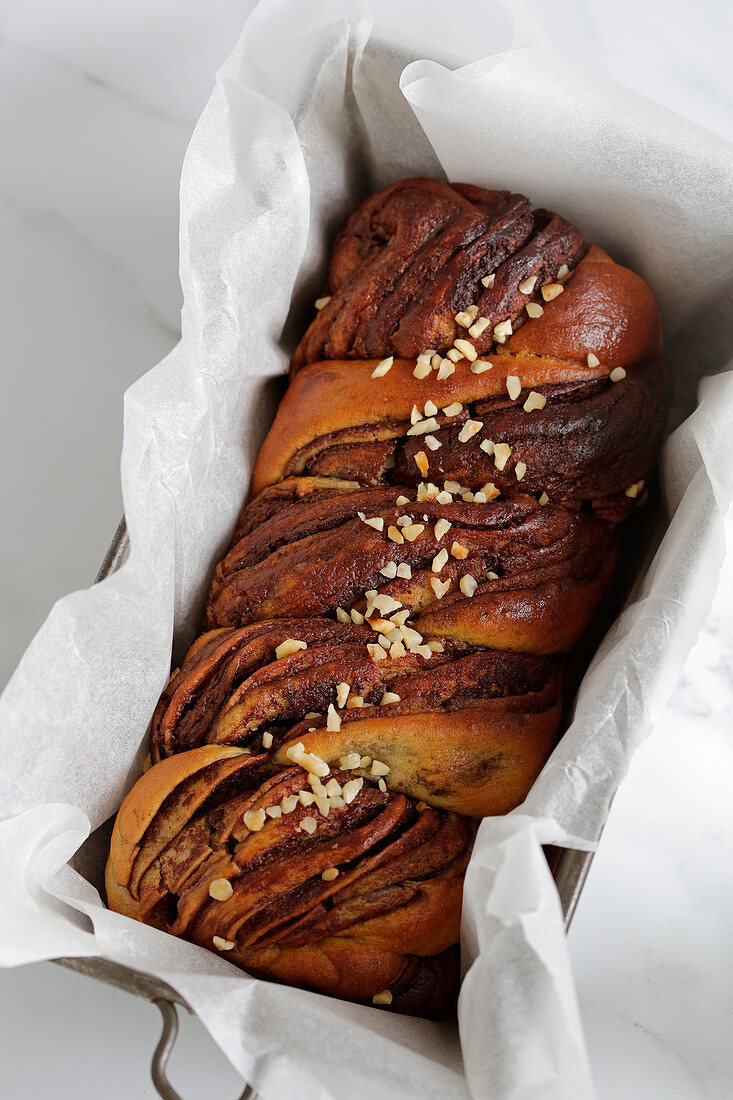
[0,1,731,1096]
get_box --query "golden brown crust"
[253,353,607,496]
[292,178,586,368]
[108,176,671,1017]
[203,487,616,648]
[505,246,661,366]
[150,621,562,816]
[106,746,472,1016]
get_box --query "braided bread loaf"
[106,178,670,1017]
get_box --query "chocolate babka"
[107,178,670,1017]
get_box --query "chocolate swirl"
[106,746,472,1016]
[292,179,585,369]
[205,486,616,654]
[151,620,561,817]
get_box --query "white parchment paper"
[1,2,732,1097]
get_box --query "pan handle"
[151,998,256,1100]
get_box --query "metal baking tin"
[53,517,596,1100]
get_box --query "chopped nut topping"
[430,576,451,599]
[266,805,282,819]
[587,352,600,368]
[346,696,364,709]
[506,375,521,401]
[367,642,388,661]
[442,402,463,417]
[335,607,350,623]
[444,480,461,492]
[526,302,544,318]
[434,518,452,540]
[209,878,233,901]
[350,609,365,625]
[314,296,331,310]
[468,316,491,338]
[342,777,364,804]
[610,366,627,382]
[389,640,406,658]
[523,391,547,412]
[402,523,425,542]
[371,759,390,777]
[280,794,299,814]
[519,275,538,294]
[453,338,477,361]
[299,790,315,806]
[380,691,401,704]
[556,263,570,279]
[299,816,317,835]
[363,516,384,531]
[286,742,331,777]
[541,283,564,302]
[479,439,494,455]
[378,778,388,793]
[460,574,478,597]
[481,274,495,288]
[432,548,449,572]
[487,571,499,580]
[262,731,273,749]
[455,310,474,328]
[493,319,513,340]
[451,541,468,559]
[396,562,412,579]
[243,809,266,832]
[437,358,456,378]
[325,778,342,798]
[422,400,437,417]
[387,525,405,544]
[322,867,339,881]
[275,638,307,660]
[380,561,398,579]
[425,435,440,451]
[340,752,361,769]
[371,357,394,378]
[515,461,527,481]
[471,360,493,374]
[396,494,410,506]
[401,625,423,648]
[370,592,402,615]
[413,360,432,379]
[437,490,453,504]
[416,801,428,811]
[407,416,440,437]
[414,451,429,476]
[458,419,483,442]
[493,442,512,471]
[410,404,421,425]
[427,640,444,653]
[335,682,350,708]
[213,936,235,951]
[538,491,549,505]
[368,617,392,634]
[625,480,645,498]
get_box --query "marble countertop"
[0,1,731,1096]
